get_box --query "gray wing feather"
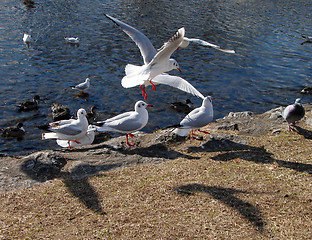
[152,74,205,99]
[184,37,235,54]
[106,14,157,64]
[52,124,82,135]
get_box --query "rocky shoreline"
[1,104,311,193]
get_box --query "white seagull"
[41,108,89,149]
[171,96,214,136]
[282,98,305,131]
[179,37,235,54]
[106,14,204,100]
[64,37,79,44]
[56,125,96,148]
[71,78,90,93]
[23,33,32,47]
[95,100,152,146]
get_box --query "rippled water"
[1,0,312,155]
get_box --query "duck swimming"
[18,95,41,111]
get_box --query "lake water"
[1,0,312,155]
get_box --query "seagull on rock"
[40,108,89,149]
[106,14,204,100]
[282,98,305,131]
[95,100,152,146]
[56,125,96,148]
[169,96,214,136]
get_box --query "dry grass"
[0,128,311,239]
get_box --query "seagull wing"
[149,27,185,65]
[153,73,205,99]
[97,112,143,132]
[51,122,83,135]
[184,37,235,54]
[101,111,134,124]
[106,14,157,65]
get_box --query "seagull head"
[202,96,214,107]
[295,98,302,104]
[135,101,153,112]
[77,108,87,118]
[85,78,90,83]
[169,59,181,72]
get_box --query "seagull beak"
[176,47,180,50]
[177,68,182,73]
[147,104,153,107]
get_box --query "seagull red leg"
[126,134,135,146]
[149,80,156,91]
[139,85,147,99]
[198,129,210,134]
[191,130,197,136]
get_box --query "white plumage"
[106,14,204,100]
[23,33,32,47]
[42,108,89,148]
[71,78,90,92]
[56,125,96,148]
[95,101,152,146]
[173,96,214,136]
[179,37,235,54]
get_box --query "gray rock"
[21,151,67,182]
[224,111,253,120]
[216,123,239,131]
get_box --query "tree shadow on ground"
[188,137,312,174]
[174,183,265,232]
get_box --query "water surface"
[1,0,312,154]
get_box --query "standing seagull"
[282,98,305,131]
[95,100,152,146]
[23,33,32,48]
[170,96,214,136]
[71,78,90,93]
[106,15,204,100]
[56,125,96,148]
[40,108,89,149]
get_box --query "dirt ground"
[0,106,311,239]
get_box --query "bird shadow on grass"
[68,142,199,161]
[188,136,312,174]
[294,126,312,140]
[21,155,121,215]
[174,184,265,232]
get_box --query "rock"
[224,111,253,120]
[21,151,67,182]
[306,118,312,126]
[216,123,239,131]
